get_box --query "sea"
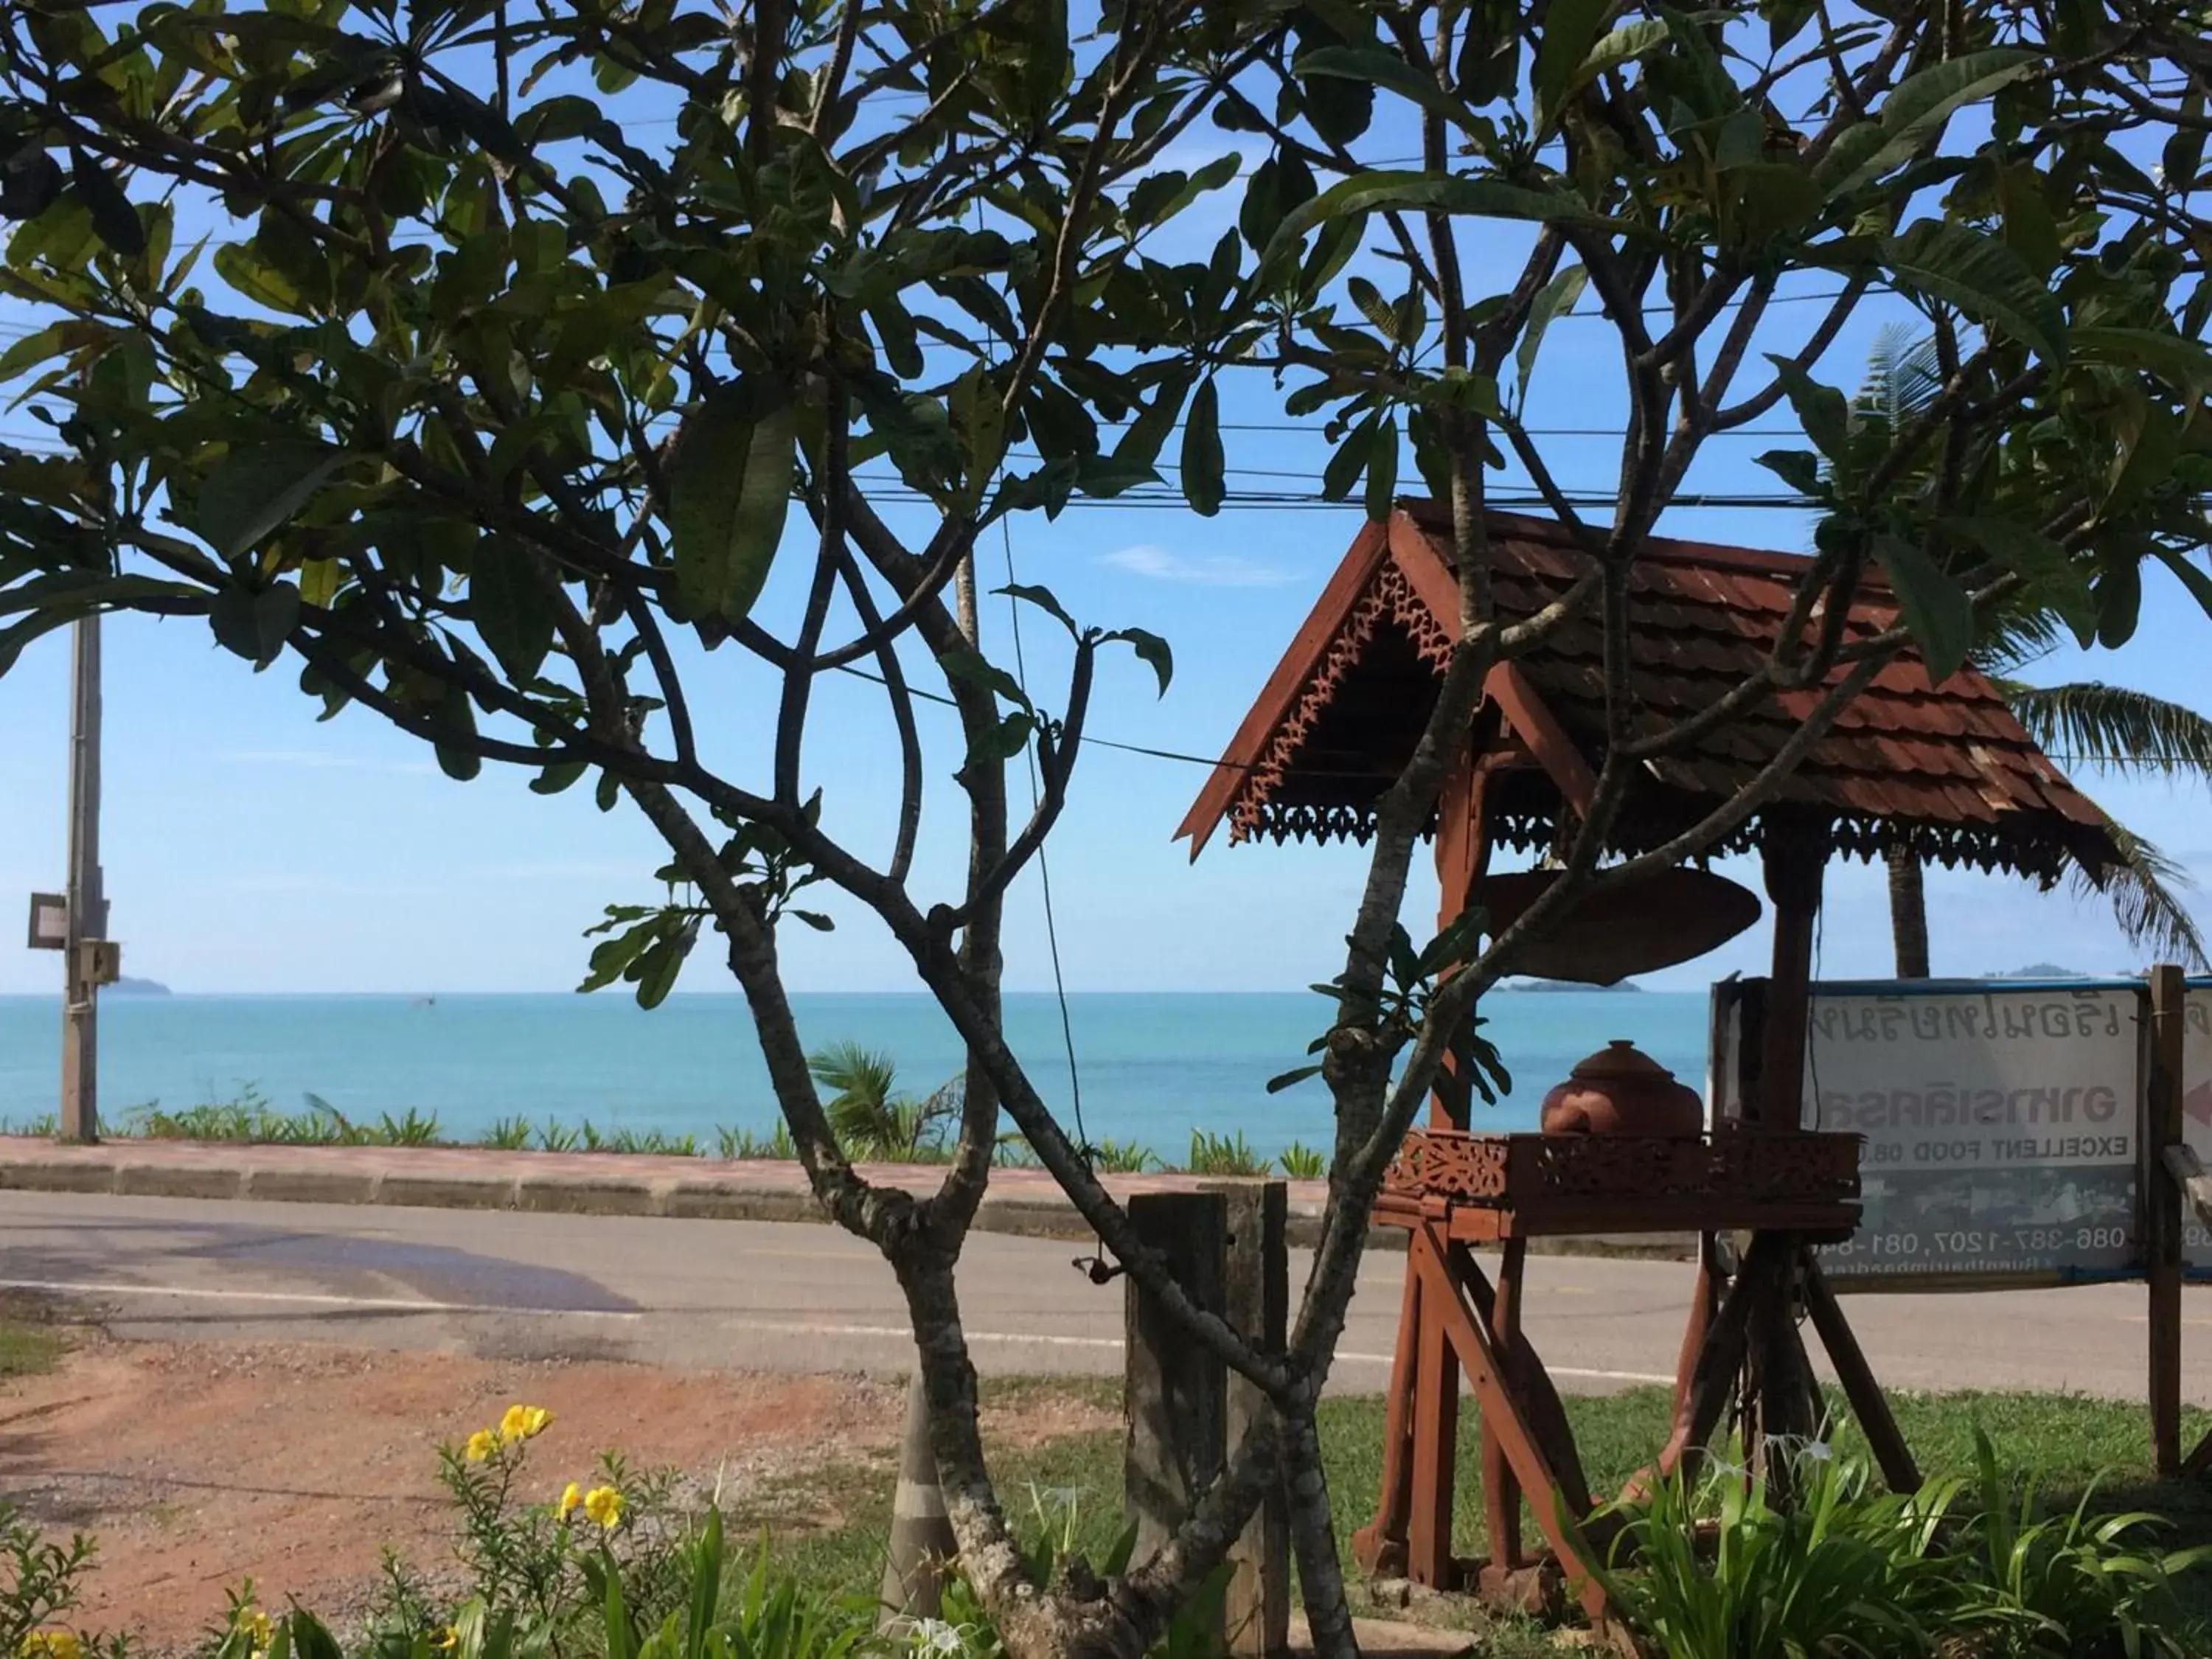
[0,990,1711,1155]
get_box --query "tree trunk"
[1283,1408,1358,1659]
[1885,844,1930,978]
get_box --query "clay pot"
[1539,1040,1704,1137]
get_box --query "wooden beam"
[1802,1256,1920,1494]
[1484,664,1597,818]
[1352,1240,1425,1579]
[2146,964,2187,1478]
[1483,1237,1529,1573]
[1756,826,1826,1128]
[1411,1222,1610,1624]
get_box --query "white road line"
[0,1277,641,1320]
[0,1279,1676,1383]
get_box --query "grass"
[0,1321,64,1379]
[737,1380,2212,1645]
[0,1293,70,1377]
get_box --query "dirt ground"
[0,1320,1111,1653]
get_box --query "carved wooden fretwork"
[1227,561,1453,846]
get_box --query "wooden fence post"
[1126,1192,1228,1566]
[1214,1181,1290,1659]
[2146,964,2187,1477]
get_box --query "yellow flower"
[432,1630,458,1652]
[557,1482,582,1522]
[464,1430,499,1463]
[581,1485,625,1529]
[498,1405,552,1443]
[21,1632,83,1659]
[237,1609,272,1649]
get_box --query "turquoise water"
[0,990,1711,1155]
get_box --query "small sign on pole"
[26,893,66,951]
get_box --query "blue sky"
[2,86,2209,998]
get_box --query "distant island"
[1498,978,1643,993]
[1989,963,2087,979]
[110,976,171,996]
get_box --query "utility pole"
[59,612,104,1144]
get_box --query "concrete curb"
[0,1144,1697,1261]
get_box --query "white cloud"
[1099,545,1297,588]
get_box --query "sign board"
[1714,979,2142,1287]
[2181,987,2212,1273]
[25,892,65,950]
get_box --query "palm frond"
[2067,821,2209,971]
[1855,325,1945,431]
[807,1040,905,1150]
[1994,680,2212,777]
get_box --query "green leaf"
[1265,1064,1324,1093]
[207,582,300,668]
[669,377,796,624]
[1873,532,1974,683]
[212,241,304,315]
[1765,356,1851,461]
[1261,171,1609,275]
[1569,19,1669,98]
[193,442,346,560]
[435,683,482,782]
[1104,627,1173,696]
[970,709,1034,766]
[2071,327,2212,396]
[1531,0,1614,128]
[939,646,1031,710]
[1814,49,2039,198]
[532,759,589,795]
[1832,222,2065,364]
[2094,557,2142,648]
[1941,515,2093,638]
[1754,449,1823,495]
[1364,411,1399,521]
[998,581,1079,637]
[71,149,143,257]
[1514,263,1587,408]
[1180,375,1225,517]
[1297,44,1490,139]
[470,538,554,682]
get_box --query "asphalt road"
[1,1189,2205,1400]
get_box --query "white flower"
[909,1619,970,1658]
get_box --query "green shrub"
[481,1117,534,1151]
[1088,1140,1156,1175]
[1275,1142,1326,1180]
[1596,1436,2211,1659]
[1,1502,122,1659]
[1184,1131,1267,1178]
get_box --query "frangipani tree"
[2,1,2212,1656]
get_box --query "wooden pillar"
[1214,1182,1290,1659]
[2146,965,2187,1477]
[1430,750,1490,1129]
[1126,1192,1228,1562]
[1756,824,1826,1130]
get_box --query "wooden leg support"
[1801,1256,1920,1494]
[1407,1245,1462,1589]
[1352,1238,1425,1579]
[1411,1222,1610,1627]
[1481,1238,1528,1576]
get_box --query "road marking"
[0,1278,641,1320]
[1,1279,1676,1383]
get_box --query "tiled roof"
[1175,503,2118,883]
